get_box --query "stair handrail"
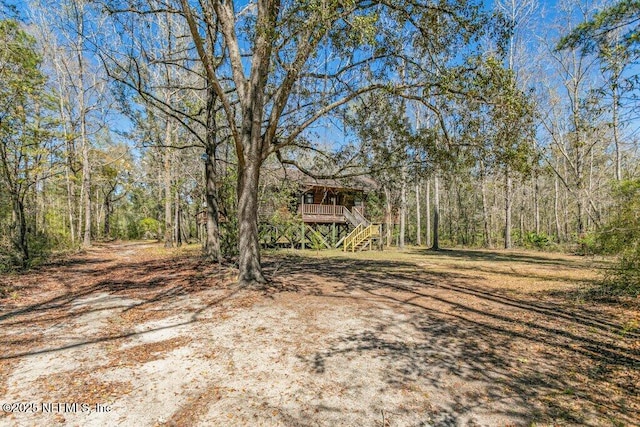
[344,224,382,252]
[352,208,370,227]
[353,224,382,251]
[349,224,374,252]
[342,207,361,227]
[343,223,364,252]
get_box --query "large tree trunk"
[237,152,266,286]
[414,113,421,246]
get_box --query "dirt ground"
[0,241,638,427]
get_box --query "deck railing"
[299,204,344,216]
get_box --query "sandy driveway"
[0,242,638,426]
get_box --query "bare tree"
[539,2,605,238]
[29,0,109,248]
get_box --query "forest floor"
[0,241,638,427]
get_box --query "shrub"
[602,250,640,296]
[524,232,550,250]
[577,232,599,255]
[596,179,640,296]
[138,217,160,240]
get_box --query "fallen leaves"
[37,370,133,406]
[110,337,190,367]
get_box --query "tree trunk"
[519,186,525,246]
[76,21,91,248]
[415,182,421,246]
[431,174,440,251]
[59,91,76,245]
[384,185,393,247]
[425,180,431,247]
[95,187,102,238]
[612,78,622,182]
[174,190,182,247]
[81,128,91,247]
[576,196,584,236]
[181,209,189,243]
[203,85,221,262]
[533,174,540,234]
[554,172,561,242]
[414,111,421,247]
[104,193,111,238]
[13,196,29,268]
[65,161,76,245]
[576,149,585,237]
[480,163,492,248]
[399,167,406,249]
[163,120,173,248]
[204,144,221,262]
[237,153,266,285]
[504,169,512,249]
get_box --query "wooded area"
[0,0,639,293]
[1,2,640,425]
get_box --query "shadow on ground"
[0,243,238,360]
[263,254,640,426]
[409,247,584,267]
[1,245,638,426]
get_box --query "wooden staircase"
[343,224,382,252]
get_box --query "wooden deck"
[299,204,348,223]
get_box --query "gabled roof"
[263,167,377,192]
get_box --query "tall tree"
[558,2,640,182]
[0,19,55,267]
[494,0,537,248]
[101,0,501,285]
[101,4,223,260]
[176,0,494,284]
[540,2,606,238]
[29,0,110,248]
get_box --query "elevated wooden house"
[259,169,382,251]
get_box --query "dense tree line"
[0,0,638,293]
